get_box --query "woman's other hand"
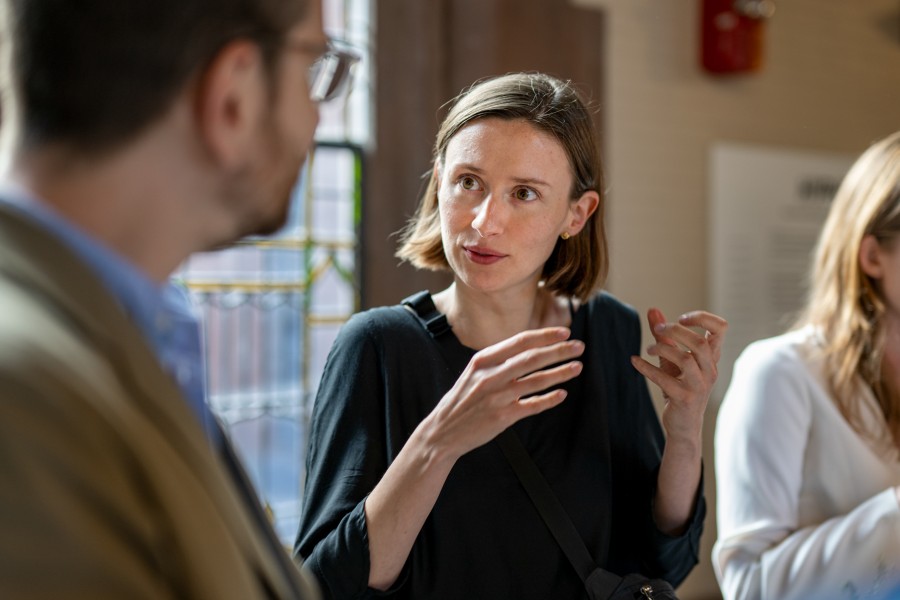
[631,308,727,534]
[631,308,728,443]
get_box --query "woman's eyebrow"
[451,163,485,174]
[511,176,552,188]
[449,163,554,188]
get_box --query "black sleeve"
[293,313,400,600]
[604,300,705,587]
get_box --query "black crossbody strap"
[496,430,622,599]
[401,291,463,369]
[401,290,622,598]
[402,290,451,337]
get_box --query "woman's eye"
[459,176,481,191]
[514,187,538,201]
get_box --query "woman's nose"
[471,195,504,238]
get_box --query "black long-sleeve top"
[294,292,705,599]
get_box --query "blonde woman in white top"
[714,131,900,600]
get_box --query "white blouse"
[714,327,900,600]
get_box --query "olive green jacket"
[0,205,319,600]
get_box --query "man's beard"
[224,122,307,243]
[250,178,295,237]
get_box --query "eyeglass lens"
[309,50,357,102]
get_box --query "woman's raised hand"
[365,327,582,589]
[630,308,728,443]
[423,327,584,461]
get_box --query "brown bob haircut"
[396,72,608,301]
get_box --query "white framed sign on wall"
[709,142,854,400]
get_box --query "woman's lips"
[463,246,507,265]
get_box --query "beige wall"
[571,0,900,598]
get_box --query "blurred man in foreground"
[0,0,355,597]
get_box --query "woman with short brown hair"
[296,72,727,599]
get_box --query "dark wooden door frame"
[363,0,605,309]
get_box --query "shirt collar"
[0,182,174,348]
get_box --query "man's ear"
[860,234,885,279]
[565,190,600,236]
[194,40,268,169]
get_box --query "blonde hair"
[395,72,607,301]
[795,131,900,442]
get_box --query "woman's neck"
[881,315,900,388]
[432,281,572,350]
[875,315,900,447]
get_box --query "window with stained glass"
[175,0,371,543]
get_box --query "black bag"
[402,291,679,600]
[598,573,677,600]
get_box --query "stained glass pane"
[176,0,370,545]
[177,141,363,542]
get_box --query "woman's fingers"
[636,309,728,443]
[638,308,729,400]
[472,327,573,368]
[677,310,728,334]
[514,360,583,400]
[515,388,570,417]
[649,310,728,376]
[678,310,728,362]
[501,339,584,381]
[631,355,689,400]
[648,328,716,377]
[468,332,584,401]
[647,308,680,378]
[646,341,704,380]
[433,329,584,457]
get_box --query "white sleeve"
[713,341,900,600]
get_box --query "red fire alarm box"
[701,0,775,74]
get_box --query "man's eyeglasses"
[288,40,360,103]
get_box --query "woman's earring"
[560,232,571,240]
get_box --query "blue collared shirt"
[0,184,219,446]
